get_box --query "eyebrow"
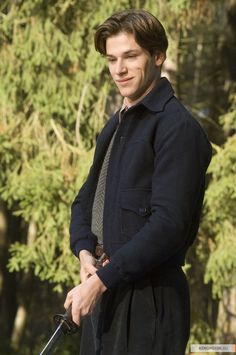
[106,49,140,57]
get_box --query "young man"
[64,10,212,355]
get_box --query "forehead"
[106,32,144,56]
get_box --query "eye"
[126,54,138,60]
[107,57,116,63]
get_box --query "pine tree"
[0,0,236,352]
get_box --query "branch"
[75,83,89,148]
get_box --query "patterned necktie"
[91,118,120,244]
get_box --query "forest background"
[0,0,236,354]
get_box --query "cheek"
[108,67,115,79]
[135,68,147,83]
[142,64,154,82]
[134,61,149,77]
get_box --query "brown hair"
[94,10,168,56]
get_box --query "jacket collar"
[116,77,174,117]
[140,77,174,113]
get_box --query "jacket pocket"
[120,188,152,238]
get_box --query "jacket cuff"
[96,262,123,289]
[73,239,96,258]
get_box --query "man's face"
[106,32,165,106]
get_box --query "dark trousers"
[80,266,190,355]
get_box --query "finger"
[102,260,110,266]
[72,303,81,326]
[80,270,86,283]
[80,273,90,283]
[64,292,72,310]
[86,264,97,275]
[80,274,86,283]
[80,268,91,283]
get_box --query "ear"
[154,52,166,67]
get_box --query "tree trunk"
[10,220,37,349]
[10,304,27,349]
[0,201,18,341]
[215,287,236,345]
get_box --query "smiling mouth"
[116,78,133,84]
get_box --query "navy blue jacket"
[70,77,212,289]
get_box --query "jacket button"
[139,207,147,214]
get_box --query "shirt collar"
[119,102,129,123]
[120,99,131,111]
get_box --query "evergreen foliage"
[0,0,126,291]
[204,94,236,297]
[0,0,236,352]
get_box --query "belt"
[95,244,105,257]
[95,244,109,268]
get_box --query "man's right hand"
[79,250,98,283]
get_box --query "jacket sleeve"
[96,112,212,288]
[70,170,98,258]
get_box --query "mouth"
[116,78,133,84]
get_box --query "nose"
[115,58,127,75]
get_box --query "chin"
[118,88,136,98]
